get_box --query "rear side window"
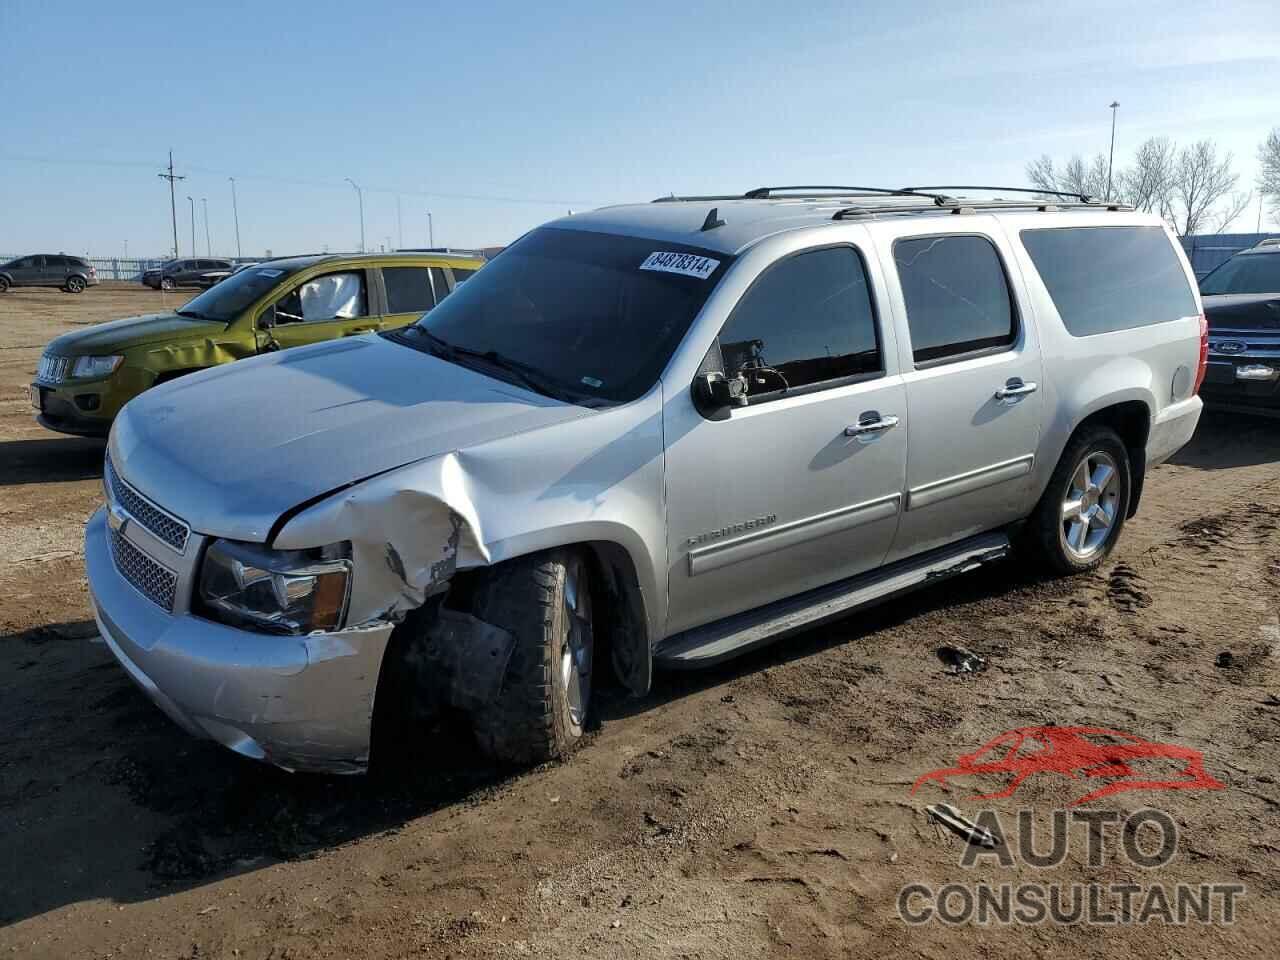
[895,235,1016,364]
[451,267,476,284]
[718,246,880,399]
[1021,226,1198,336]
[430,266,451,302]
[383,266,436,314]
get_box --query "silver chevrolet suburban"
[86,186,1206,774]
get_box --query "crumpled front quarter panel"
[272,391,669,642]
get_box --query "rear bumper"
[1201,357,1280,408]
[1146,395,1202,467]
[85,508,394,774]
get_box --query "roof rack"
[904,184,1102,203]
[653,185,958,204]
[830,196,1132,221]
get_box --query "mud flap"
[421,608,516,712]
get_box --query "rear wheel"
[65,276,86,293]
[1027,426,1130,575]
[470,549,594,765]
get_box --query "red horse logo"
[911,726,1225,807]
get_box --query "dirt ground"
[1,284,1277,959]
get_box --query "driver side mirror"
[257,305,276,330]
[693,371,748,415]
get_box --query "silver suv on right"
[85,186,1206,774]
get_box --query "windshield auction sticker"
[898,725,1243,927]
[639,251,720,279]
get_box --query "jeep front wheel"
[1027,426,1130,575]
[471,548,593,764]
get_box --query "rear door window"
[1021,226,1198,335]
[383,266,436,314]
[717,245,881,400]
[894,235,1016,365]
[451,267,476,284]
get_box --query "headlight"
[72,355,123,379]
[198,539,351,635]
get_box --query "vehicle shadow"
[0,554,1059,928]
[1168,410,1280,471]
[0,437,105,486]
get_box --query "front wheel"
[160,276,175,291]
[0,276,9,293]
[1026,426,1131,575]
[470,549,594,765]
[65,276,86,293]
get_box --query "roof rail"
[741,185,954,204]
[904,185,1101,204]
[830,196,1133,221]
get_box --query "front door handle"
[845,413,900,437]
[995,378,1038,400]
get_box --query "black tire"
[0,276,9,293]
[470,548,593,765]
[1026,425,1131,575]
[65,276,86,293]
[160,276,175,291]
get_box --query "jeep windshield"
[174,263,298,323]
[1199,254,1280,296]
[390,227,733,405]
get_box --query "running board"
[655,532,1011,669]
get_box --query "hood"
[1202,293,1280,331]
[46,313,225,355]
[109,335,592,542]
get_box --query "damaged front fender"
[271,452,491,626]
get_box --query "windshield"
[175,263,297,322]
[396,227,733,404]
[1200,254,1280,295]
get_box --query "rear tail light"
[1193,314,1208,395]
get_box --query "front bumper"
[1201,357,1280,409]
[85,508,394,773]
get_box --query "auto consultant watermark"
[898,726,1243,927]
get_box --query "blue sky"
[2,0,1277,259]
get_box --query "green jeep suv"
[32,251,483,436]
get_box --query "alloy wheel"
[1060,450,1121,561]
[560,560,593,729]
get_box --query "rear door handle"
[845,413,900,436]
[995,378,1038,400]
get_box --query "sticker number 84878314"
[639,251,721,280]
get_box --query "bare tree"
[1025,153,1109,198]
[1169,140,1240,235]
[1115,137,1176,216]
[1260,128,1280,226]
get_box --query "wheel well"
[153,367,203,385]
[443,539,651,697]
[1073,401,1150,518]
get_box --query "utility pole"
[201,197,211,255]
[1105,101,1120,201]
[396,195,403,250]
[427,210,434,247]
[187,196,196,258]
[229,178,242,259]
[344,178,365,252]
[157,150,185,257]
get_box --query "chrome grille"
[109,526,178,611]
[105,454,190,552]
[36,354,70,384]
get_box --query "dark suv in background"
[141,258,235,290]
[1200,239,1280,412]
[0,254,98,293]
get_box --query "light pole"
[427,210,434,247]
[1105,100,1120,201]
[396,195,403,250]
[229,177,242,259]
[201,197,211,255]
[187,196,196,259]
[344,177,365,252]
